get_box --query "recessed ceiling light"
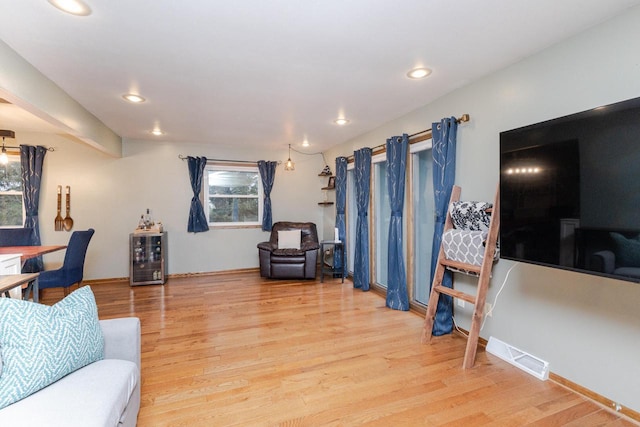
[334,118,350,126]
[407,67,432,79]
[302,139,310,147]
[150,129,164,136]
[122,94,146,103]
[48,0,92,16]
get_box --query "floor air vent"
[486,336,549,380]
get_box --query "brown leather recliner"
[257,222,320,279]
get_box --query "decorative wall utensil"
[54,185,63,231]
[63,186,74,231]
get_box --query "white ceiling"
[0,0,639,152]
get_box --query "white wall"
[18,133,324,279]
[325,7,640,414]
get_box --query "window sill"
[210,224,263,230]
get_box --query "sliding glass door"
[346,166,356,275]
[411,142,434,305]
[344,143,434,306]
[373,154,390,288]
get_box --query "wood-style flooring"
[41,272,637,426]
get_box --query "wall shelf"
[319,175,335,205]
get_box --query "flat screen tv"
[500,96,640,283]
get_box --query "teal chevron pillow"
[0,286,104,409]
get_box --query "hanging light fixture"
[283,143,332,174]
[0,130,15,165]
[284,144,295,171]
[0,144,8,165]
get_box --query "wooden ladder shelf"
[421,184,500,369]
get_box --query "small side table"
[320,240,345,283]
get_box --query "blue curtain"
[430,117,458,335]
[353,148,371,291]
[334,157,347,274]
[187,156,209,233]
[257,160,277,231]
[385,134,409,311]
[20,145,47,273]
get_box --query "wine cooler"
[129,232,167,286]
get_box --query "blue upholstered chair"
[0,227,36,247]
[39,228,95,296]
[0,227,39,273]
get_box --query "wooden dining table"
[0,245,67,302]
[0,245,67,267]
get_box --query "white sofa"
[0,317,141,427]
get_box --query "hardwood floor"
[42,273,637,426]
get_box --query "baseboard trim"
[165,267,260,279]
[82,267,261,286]
[83,277,128,285]
[549,372,640,423]
[451,327,639,423]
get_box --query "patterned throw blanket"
[442,201,499,274]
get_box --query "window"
[0,155,24,227]
[204,164,263,227]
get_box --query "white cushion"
[278,229,301,249]
[0,359,138,427]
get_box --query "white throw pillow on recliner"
[278,229,301,249]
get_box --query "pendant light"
[0,130,15,165]
[284,144,295,171]
[0,143,8,165]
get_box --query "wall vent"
[486,336,549,380]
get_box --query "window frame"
[203,163,264,229]
[0,153,25,228]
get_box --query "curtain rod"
[408,113,470,138]
[177,154,280,165]
[1,145,55,152]
[2,131,55,151]
[344,113,470,162]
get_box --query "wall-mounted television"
[500,96,640,283]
